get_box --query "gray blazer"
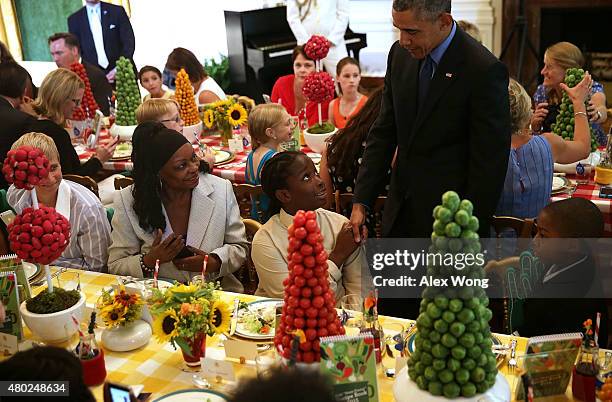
[108,173,248,292]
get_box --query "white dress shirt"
[8,180,111,272]
[86,3,109,69]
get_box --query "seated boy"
[520,198,608,342]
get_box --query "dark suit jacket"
[0,97,36,189]
[353,28,511,238]
[83,61,112,115]
[68,2,135,73]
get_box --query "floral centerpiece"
[202,98,248,146]
[149,281,231,366]
[97,285,151,352]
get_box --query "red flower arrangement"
[302,72,335,104]
[304,35,330,61]
[274,210,345,363]
[69,62,99,120]
[2,146,50,190]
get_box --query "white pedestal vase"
[101,319,152,352]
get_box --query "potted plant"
[3,146,78,343]
[301,35,337,153]
[109,57,141,140]
[202,97,249,146]
[149,281,231,366]
[595,132,612,184]
[97,285,151,352]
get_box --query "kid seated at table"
[7,132,111,272]
[245,103,293,221]
[520,198,608,342]
[252,151,366,301]
[135,98,214,168]
[138,65,173,101]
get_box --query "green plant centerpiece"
[404,191,502,399]
[26,288,80,314]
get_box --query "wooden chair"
[490,216,538,260]
[114,176,134,190]
[334,191,387,238]
[63,174,99,198]
[0,225,10,255]
[232,183,265,222]
[237,218,261,295]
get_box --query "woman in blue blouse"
[497,75,592,219]
[530,42,608,145]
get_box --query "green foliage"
[307,122,336,134]
[26,288,80,314]
[203,55,230,92]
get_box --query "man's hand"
[106,68,117,83]
[349,203,368,243]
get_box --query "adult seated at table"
[135,98,215,168]
[7,133,111,271]
[496,76,592,219]
[108,122,248,291]
[271,46,331,127]
[26,68,117,178]
[320,87,388,218]
[163,47,226,105]
[48,32,112,115]
[0,346,95,402]
[0,62,36,189]
[252,151,365,301]
[531,41,608,145]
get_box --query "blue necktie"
[418,55,434,109]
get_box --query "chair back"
[114,176,134,190]
[232,183,265,222]
[63,174,99,198]
[335,191,386,238]
[238,218,261,294]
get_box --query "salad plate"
[110,142,133,161]
[235,299,282,340]
[153,389,228,401]
[551,176,570,193]
[214,150,235,166]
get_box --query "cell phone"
[104,382,134,402]
[175,246,197,259]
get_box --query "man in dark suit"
[48,32,112,115]
[350,0,511,318]
[0,63,36,189]
[67,0,135,83]
[351,0,510,239]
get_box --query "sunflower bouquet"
[98,285,144,328]
[201,97,248,145]
[148,281,231,356]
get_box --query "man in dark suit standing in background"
[0,63,36,189]
[48,32,112,115]
[350,0,511,317]
[67,0,135,84]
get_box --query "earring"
[273,135,277,140]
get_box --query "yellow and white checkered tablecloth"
[19,269,590,401]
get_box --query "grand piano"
[225,6,367,102]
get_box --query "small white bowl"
[182,121,203,143]
[20,293,86,343]
[109,124,137,141]
[303,127,337,154]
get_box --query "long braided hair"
[260,151,306,219]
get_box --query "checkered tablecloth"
[551,176,612,236]
[78,134,320,184]
[10,268,555,401]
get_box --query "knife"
[229,298,240,336]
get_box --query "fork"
[507,339,517,372]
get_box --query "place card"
[228,137,244,154]
[0,332,18,356]
[200,357,236,382]
[224,339,258,362]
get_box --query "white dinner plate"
[214,150,234,165]
[235,299,282,340]
[22,262,41,281]
[552,176,569,192]
[153,389,228,402]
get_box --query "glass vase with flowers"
[202,98,248,146]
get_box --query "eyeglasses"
[160,115,181,123]
[71,98,82,106]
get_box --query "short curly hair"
[392,0,451,20]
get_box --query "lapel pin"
[445,73,453,78]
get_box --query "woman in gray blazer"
[108,122,248,292]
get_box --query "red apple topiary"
[302,72,335,104]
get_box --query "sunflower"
[203,109,214,128]
[208,300,231,334]
[114,285,141,307]
[99,303,127,327]
[170,283,199,294]
[153,309,180,343]
[227,103,248,126]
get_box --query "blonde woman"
[531,42,607,144]
[28,68,117,177]
[7,133,111,271]
[135,98,215,168]
[496,75,592,219]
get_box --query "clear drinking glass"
[255,349,279,379]
[341,294,364,336]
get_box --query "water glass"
[256,349,279,379]
[341,294,364,336]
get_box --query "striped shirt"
[8,180,111,271]
[496,135,553,219]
